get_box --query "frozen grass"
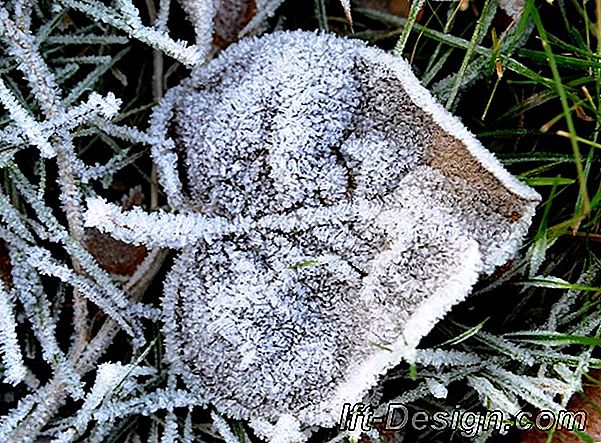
[0,0,599,442]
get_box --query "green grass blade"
[445,0,496,108]
[528,0,591,220]
[392,0,428,56]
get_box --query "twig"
[147,0,168,210]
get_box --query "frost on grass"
[91,31,540,438]
[0,282,27,385]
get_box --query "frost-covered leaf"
[82,30,541,438]
[84,225,148,276]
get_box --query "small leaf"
[288,259,321,269]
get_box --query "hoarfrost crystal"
[85,31,540,440]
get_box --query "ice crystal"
[161,411,179,443]
[88,30,540,438]
[0,282,27,385]
[425,378,449,399]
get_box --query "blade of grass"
[505,332,601,347]
[525,177,575,186]
[393,0,427,56]
[436,318,489,348]
[528,0,591,224]
[314,0,329,31]
[497,152,574,163]
[422,5,462,84]
[517,48,601,69]
[445,0,495,108]
[523,276,601,292]
[421,47,454,86]
[479,129,547,138]
[520,162,571,178]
